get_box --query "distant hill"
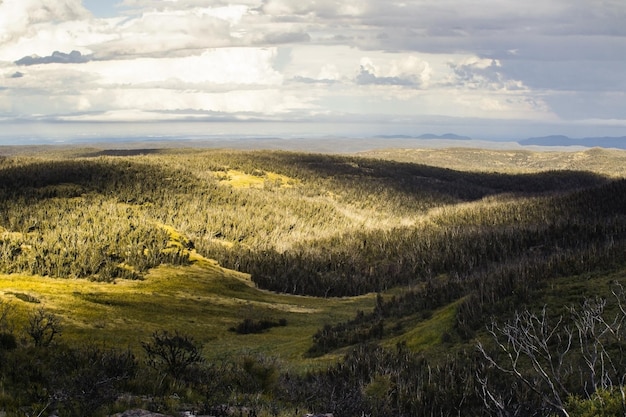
[417,133,472,140]
[375,133,472,140]
[519,135,626,149]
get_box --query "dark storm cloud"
[543,91,626,120]
[498,59,626,92]
[15,50,93,66]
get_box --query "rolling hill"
[0,145,625,416]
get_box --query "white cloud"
[91,9,238,59]
[0,0,89,45]
[57,87,315,120]
[0,0,623,138]
[261,0,367,18]
[0,2,257,62]
[447,57,526,91]
[355,56,431,87]
[91,48,282,86]
[0,0,97,61]
[318,64,340,81]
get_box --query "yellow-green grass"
[383,300,460,351]
[218,169,299,189]
[530,267,626,316]
[3,146,625,375]
[0,256,374,369]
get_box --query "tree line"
[1,149,625,415]
[2,290,623,417]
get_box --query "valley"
[0,145,625,416]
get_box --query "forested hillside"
[0,146,625,416]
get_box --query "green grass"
[530,267,626,317]
[0,255,375,368]
[384,300,461,351]
[2,145,625,370]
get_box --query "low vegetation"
[0,145,625,416]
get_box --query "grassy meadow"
[0,145,625,416]
[0,259,374,366]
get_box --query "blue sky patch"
[82,0,120,18]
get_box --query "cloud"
[119,0,259,12]
[0,0,624,138]
[0,0,94,63]
[543,91,626,120]
[497,58,626,93]
[291,76,337,85]
[354,56,431,87]
[56,87,316,120]
[0,45,296,118]
[448,57,525,91]
[0,0,89,44]
[0,2,254,62]
[90,48,283,86]
[90,9,238,59]
[260,0,367,19]
[262,31,311,44]
[356,66,416,86]
[15,50,93,66]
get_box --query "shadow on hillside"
[0,151,615,206]
[0,158,193,202]
[78,148,165,157]
[251,152,612,202]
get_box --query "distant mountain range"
[375,133,472,140]
[374,134,625,150]
[518,135,626,149]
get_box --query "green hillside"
[0,146,625,416]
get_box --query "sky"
[0,0,625,143]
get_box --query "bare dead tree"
[142,330,204,382]
[478,285,626,417]
[567,283,626,416]
[477,306,574,417]
[475,371,527,417]
[26,307,62,347]
[570,296,616,395]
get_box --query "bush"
[26,307,62,347]
[566,389,626,417]
[229,318,287,334]
[0,333,17,350]
[142,330,204,382]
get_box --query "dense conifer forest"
[0,145,625,416]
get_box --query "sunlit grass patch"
[2,146,625,377]
[385,300,460,351]
[155,222,194,251]
[0,260,375,368]
[218,169,299,189]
